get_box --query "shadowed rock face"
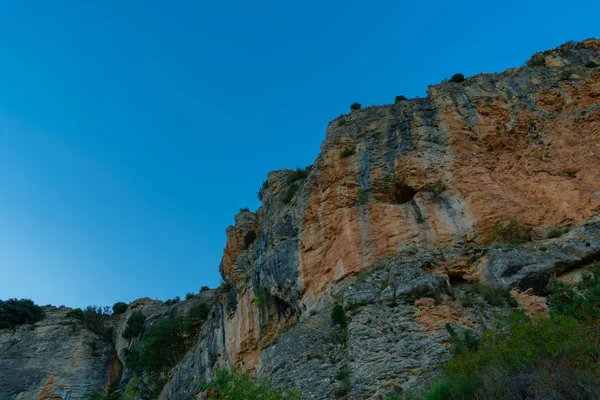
[3,39,600,400]
[0,307,113,400]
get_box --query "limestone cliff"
[1,38,600,400]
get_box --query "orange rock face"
[297,41,600,305]
[212,39,600,374]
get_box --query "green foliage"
[186,292,195,300]
[122,310,146,340]
[395,95,407,103]
[333,368,351,397]
[185,302,211,333]
[548,228,568,238]
[449,73,465,83]
[216,279,234,296]
[200,286,209,291]
[125,310,210,399]
[244,230,257,249]
[285,167,310,186]
[279,167,311,204]
[445,324,480,357]
[560,68,575,80]
[281,185,298,204]
[67,306,112,339]
[164,296,181,306]
[331,303,347,327]
[337,117,346,126]
[585,60,599,68]
[489,217,527,246]
[254,285,272,309]
[419,267,600,400]
[239,207,250,212]
[527,54,547,67]
[462,282,518,308]
[340,146,356,158]
[0,298,45,329]
[203,368,300,399]
[257,179,270,201]
[112,302,128,315]
[549,263,600,323]
[428,181,446,198]
[350,102,361,111]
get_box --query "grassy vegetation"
[548,228,568,239]
[414,264,600,399]
[0,298,45,329]
[202,369,300,399]
[460,282,518,308]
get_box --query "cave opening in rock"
[391,182,417,204]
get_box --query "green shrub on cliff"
[122,310,146,340]
[112,302,128,314]
[449,73,465,83]
[202,369,300,400]
[0,298,45,329]
[331,303,347,327]
[419,266,600,399]
[66,305,112,339]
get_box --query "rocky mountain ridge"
[1,38,600,400]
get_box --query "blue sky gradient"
[0,0,598,308]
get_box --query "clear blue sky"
[0,1,597,308]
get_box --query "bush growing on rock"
[350,102,361,111]
[395,95,407,103]
[527,54,547,67]
[112,302,128,315]
[420,266,600,399]
[331,303,347,327]
[257,179,269,201]
[122,310,146,340]
[489,217,528,246]
[585,60,599,68]
[164,296,181,306]
[340,146,356,158]
[0,298,45,329]
[67,306,112,338]
[548,263,600,323]
[202,369,300,399]
[548,228,568,238]
[462,282,518,308]
[125,310,214,399]
[449,73,465,83]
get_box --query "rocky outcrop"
[0,307,113,400]
[2,39,600,400]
